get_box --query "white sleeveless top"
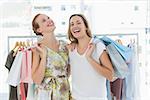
[69,39,107,100]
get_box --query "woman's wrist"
[41,54,46,59]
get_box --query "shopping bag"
[106,43,129,78]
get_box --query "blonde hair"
[68,14,92,43]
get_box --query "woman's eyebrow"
[76,20,80,22]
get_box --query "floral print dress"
[35,40,71,100]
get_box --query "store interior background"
[0,0,150,99]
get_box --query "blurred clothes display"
[5,50,18,100]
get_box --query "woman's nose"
[47,20,52,23]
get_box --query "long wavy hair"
[68,14,92,43]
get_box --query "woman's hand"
[36,44,47,58]
[85,43,95,59]
[66,42,76,51]
[32,41,47,58]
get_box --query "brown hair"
[32,13,43,36]
[68,14,92,43]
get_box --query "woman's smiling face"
[69,15,87,39]
[35,14,56,34]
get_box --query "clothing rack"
[7,36,37,53]
[7,33,139,56]
[96,33,138,36]
[7,35,67,52]
[96,33,139,48]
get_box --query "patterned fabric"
[35,40,71,100]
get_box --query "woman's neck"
[42,32,58,46]
[77,36,91,49]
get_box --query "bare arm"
[31,46,47,85]
[86,44,114,81]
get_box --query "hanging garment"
[19,48,32,100]
[19,49,32,100]
[5,50,15,71]
[6,51,23,86]
[8,86,18,100]
[122,43,140,100]
[106,80,112,100]
[24,50,33,83]
[110,78,123,100]
[26,83,35,100]
[20,50,33,83]
[20,50,27,82]
[34,40,71,100]
[5,50,18,100]
[20,82,26,100]
[17,84,21,100]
